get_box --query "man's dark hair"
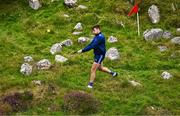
[92,25,100,30]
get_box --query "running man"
[77,25,118,88]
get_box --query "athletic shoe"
[112,72,118,77]
[87,85,93,89]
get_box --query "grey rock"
[32,80,42,85]
[74,22,83,31]
[78,37,90,44]
[50,43,62,55]
[177,28,180,33]
[72,31,82,35]
[55,55,68,63]
[171,37,180,45]
[143,29,163,41]
[78,5,88,9]
[36,59,51,70]
[64,0,77,7]
[148,5,160,24]
[161,71,172,79]
[108,36,118,43]
[129,80,142,87]
[158,45,168,52]
[162,31,172,39]
[106,47,120,60]
[28,0,41,10]
[61,39,73,47]
[20,63,32,76]
[24,56,33,62]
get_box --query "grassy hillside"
[0,0,179,115]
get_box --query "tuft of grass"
[62,91,100,114]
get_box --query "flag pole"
[137,12,140,36]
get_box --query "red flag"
[128,4,139,16]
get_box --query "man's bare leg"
[88,62,100,88]
[98,63,111,73]
[99,63,118,76]
[90,62,100,82]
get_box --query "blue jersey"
[82,32,106,55]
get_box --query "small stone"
[24,56,33,62]
[74,22,83,31]
[61,39,73,47]
[20,63,32,76]
[78,5,88,9]
[162,31,172,39]
[161,71,172,79]
[32,80,41,85]
[78,37,90,44]
[105,47,120,60]
[129,80,142,87]
[108,36,118,43]
[50,43,62,55]
[158,45,167,52]
[55,55,68,63]
[148,5,160,24]
[28,0,41,10]
[72,31,82,35]
[64,0,77,7]
[177,28,180,33]
[171,37,180,45]
[36,59,51,70]
[143,29,163,41]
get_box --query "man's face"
[92,28,100,35]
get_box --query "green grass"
[0,0,180,115]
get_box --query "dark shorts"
[94,54,105,64]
